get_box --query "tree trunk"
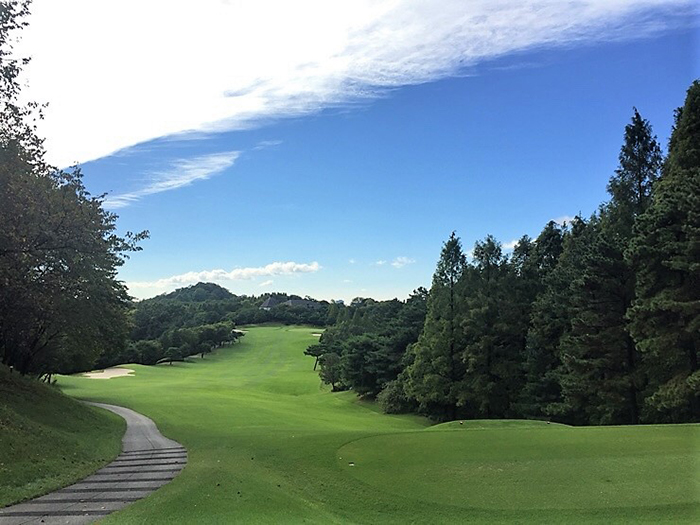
[625,334,639,424]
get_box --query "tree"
[406,232,467,420]
[304,344,324,370]
[459,235,525,418]
[0,2,147,375]
[552,109,663,425]
[522,217,594,422]
[607,108,663,237]
[557,218,642,424]
[319,353,343,391]
[627,81,700,422]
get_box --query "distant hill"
[157,282,235,302]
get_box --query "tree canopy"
[0,0,147,375]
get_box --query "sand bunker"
[83,367,135,379]
[311,333,322,337]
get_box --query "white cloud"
[391,256,415,268]
[253,140,283,151]
[18,1,692,167]
[128,261,321,293]
[374,260,387,266]
[503,239,519,250]
[259,279,274,287]
[103,151,240,208]
[553,215,576,226]
[343,279,353,283]
[348,259,356,264]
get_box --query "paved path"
[0,403,187,525]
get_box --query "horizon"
[17,0,699,302]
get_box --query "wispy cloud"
[374,260,387,266]
[21,1,694,166]
[391,256,415,268]
[348,259,356,264]
[103,151,240,208]
[259,279,274,287]
[253,139,283,151]
[503,239,519,250]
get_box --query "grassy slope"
[57,325,699,524]
[0,365,125,507]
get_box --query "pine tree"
[526,217,596,423]
[627,81,700,422]
[516,221,566,418]
[459,235,525,418]
[558,219,641,424]
[607,108,663,237]
[552,109,663,425]
[405,232,467,420]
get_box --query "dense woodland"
[312,84,699,426]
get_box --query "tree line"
[102,284,335,367]
[312,82,699,425]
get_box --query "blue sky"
[19,1,698,300]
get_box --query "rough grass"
[0,365,124,507]
[56,325,699,524]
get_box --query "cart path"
[0,402,187,525]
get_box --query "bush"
[377,379,417,414]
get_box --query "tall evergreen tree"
[516,222,565,418]
[627,81,700,422]
[459,235,524,418]
[607,108,663,237]
[406,232,467,420]
[555,109,662,424]
[526,217,596,423]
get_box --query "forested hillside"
[311,82,699,426]
[94,284,334,368]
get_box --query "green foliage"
[552,108,663,425]
[160,282,235,302]
[377,377,417,414]
[303,343,324,370]
[310,289,427,399]
[516,222,567,418]
[558,221,640,424]
[318,352,343,391]
[606,108,664,236]
[627,81,700,423]
[459,235,527,418]
[0,1,146,376]
[406,233,468,420]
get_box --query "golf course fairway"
[57,325,699,523]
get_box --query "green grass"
[55,325,699,523]
[0,365,124,507]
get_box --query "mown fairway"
[58,326,699,524]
